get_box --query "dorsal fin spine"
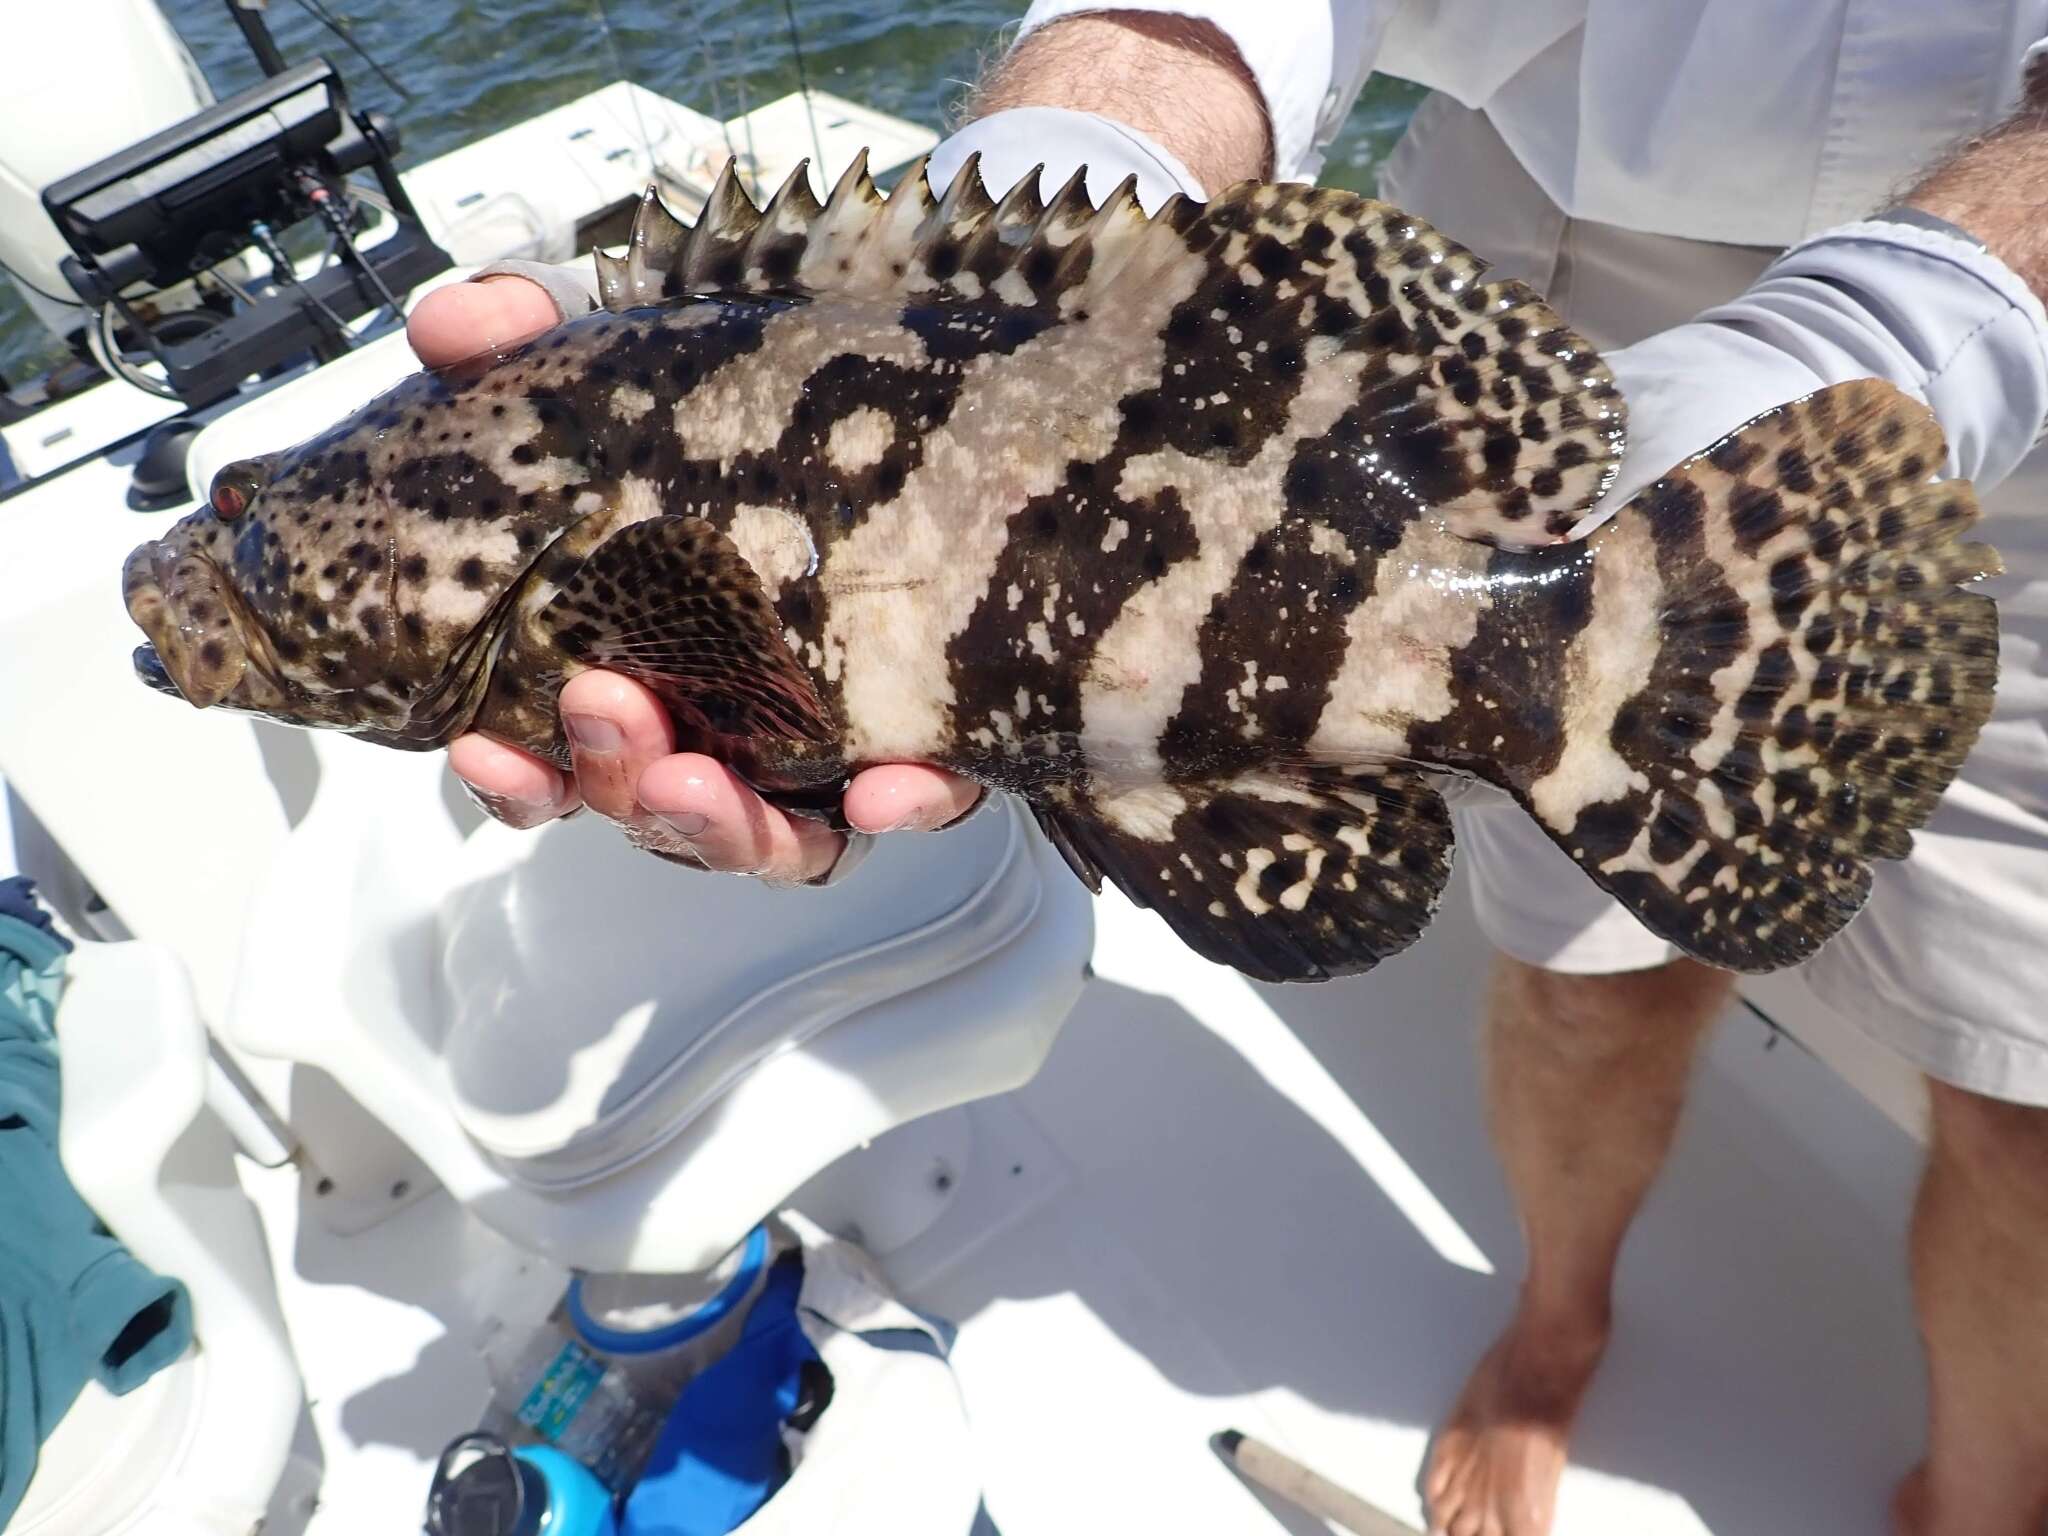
[990,164,1047,231]
[592,246,627,310]
[933,151,994,233]
[676,159,763,290]
[825,148,878,212]
[762,159,823,224]
[619,183,688,305]
[1034,165,1096,249]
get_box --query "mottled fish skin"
[122,155,2001,983]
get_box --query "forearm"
[1903,85,2048,308]
[962,11,1270,190]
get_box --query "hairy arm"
[1903,84,2048,306]
[963,11,1271,189]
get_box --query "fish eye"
[209,462,265,520]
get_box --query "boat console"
[40,56,448,409]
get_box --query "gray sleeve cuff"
[927,106,1209,211]
[1702,218,2048,491]
[1569,220,2048,537]
[471,257,603,322]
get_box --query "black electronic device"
[40,55,449,408]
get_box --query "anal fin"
[1042,765,1454,982]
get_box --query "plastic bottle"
[427,1433,620,1536]
[476,1309,667,1493]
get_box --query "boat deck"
[244,868,1925,1535]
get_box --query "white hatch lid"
[436,798,1046,1186]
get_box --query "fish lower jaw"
[132,643,184,699]
[125,542,300,713]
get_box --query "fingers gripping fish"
[121,154,2002,982]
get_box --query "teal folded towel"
[0,891,194,1527]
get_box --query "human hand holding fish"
[408,273,983,882]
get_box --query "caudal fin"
[1533,378,2001,972]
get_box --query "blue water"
[0,0,1421,381]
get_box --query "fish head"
[122,371,554,745]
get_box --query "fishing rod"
[224,0,412,100]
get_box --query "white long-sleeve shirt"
[921,0,2048,789]
[1011,0,2048,246]
[934,2,2048,501]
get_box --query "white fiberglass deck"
[245,863,1925,1536]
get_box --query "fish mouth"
[122,540,252,709]
[132,643,180,696]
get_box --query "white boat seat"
[225,731,1093,1275]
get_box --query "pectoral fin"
[539,514,834,747]
[1040,765,1454,982]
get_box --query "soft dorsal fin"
[593,153,1628,543]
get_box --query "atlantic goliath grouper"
[122,155,2003,982]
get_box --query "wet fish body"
[123,156,2002,982]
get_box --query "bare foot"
[1423,1313,1608,1536]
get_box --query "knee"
[1926,1079,2048,1202]
[1489,953,1730,1060]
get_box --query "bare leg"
[1894,1079,2048,1536]
[1424,953,1731,1536]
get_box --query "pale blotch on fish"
[121,152,2002,982]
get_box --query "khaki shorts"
[1383,93,2048,1106]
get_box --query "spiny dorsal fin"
[956,160,1047,284]
[678,158,764,292]
[1063,172,1152,292]
[741,160,824,289]
[793,149,887,290]
[592,243,626,310]
[989,163,1046,233]
[595,184,687,309]
[595,153,1627,541]
[1035,164,1101,251]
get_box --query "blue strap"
[619,1253,818,1536]
[617,1256,1001,1536]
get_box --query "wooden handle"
[1215,1430,1424,1536]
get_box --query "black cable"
[249,219,354,347]
[297,170,405,319]
[682,0,739,169]
[779,0,828,174]
[0,252,88,309]
[288,0,412,100]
